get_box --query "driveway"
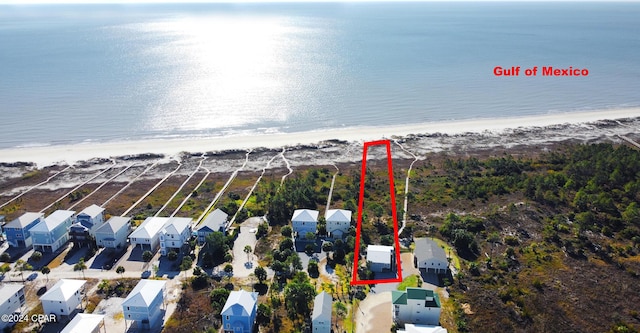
[355,292,392,333]
[230,217,262,278]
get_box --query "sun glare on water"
[131,15,301,133]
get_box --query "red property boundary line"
[351,140,403,285]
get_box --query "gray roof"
[221,290,257,317]
[414,238,447,263]
[31,210,75,233]
[40,279,86,302]
[312,291,332,321]
[198,209,228,233]
[96,216,131,235]
[5,212,43,229]
[78,204,104,219]
[292,209,319,223]
[123,280,166,308]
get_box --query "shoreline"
[1,108,639,166]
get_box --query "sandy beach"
[1,108,639,167]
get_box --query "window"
[226,316,229,320]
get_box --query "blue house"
[4,212,44,248]
[32,210,75,253]
[70,205,105,246]
[196,209,228,244]
[122,279,166,330]
[221,290,258,333]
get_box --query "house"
[221,290,258,333]
[392,288,441,326]
[312,291,332,333]
[325,209,352,239]
[95,216,131,250]
[128,217,169,252]
[122,279,166,330]
[291,209,319,239]
[197,209,228,244]
[70,205,106,245]
[61,313,105,333]
[159,217,192,256]
[397,324,448,333]
[367,245,395,272]
[40,279,86,318]
[413,238,449,274]
[4,212,43,248]
[0,284,25,331]
[32,210,75,253]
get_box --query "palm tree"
[41,266,50,282]
[74,258,87,279]
[116,266,125,277]
[15,260,32,282]
[244,245,252,262]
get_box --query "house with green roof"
[392,288,441,326]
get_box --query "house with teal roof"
[392,288,441,327]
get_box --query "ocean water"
[1,2,639,149]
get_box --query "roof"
[366,245,394,264]
[392,288,440,308]
[123,280,166,308]
[399,324,448,333]
[292,209,319,223]
[96,216,131,234]
[312,291,332,321]
[129,217,169,240]
[162,217,192,235]
[198,209,228,232]
[78,204,104,219]
[31,210,75,233]
[60,314,104,333]
[40,279,86,302]
[325,209,352,222]
[221,290,257,317]
[5,212,43,229]
[414,238,448,263]
[0,284,24,301]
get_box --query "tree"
[255,266,267,284]
[224,263,233,274]
[305,243,315,256]
[74,258,87,279]
[16,259,33,282]
[244,245,253,262]
[167,250,178,261]
[283,272,316,318]
[180,256,193,272]
[203,232,230,266]
[142,250,153,262]
[30,251,43,263]
[257,303,272,325]
[322,241,333,253]
[281,226,292,237]
[0,252,11,263]
[305,232,316,242]
[116,266,125,277]
[41,266,50,282]
[210,288,231,314]
[307,260,319,278]
[256,223,268,239]
[279,238,293,251]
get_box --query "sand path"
[355,292,392,333]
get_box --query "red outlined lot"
[351,140,403,285]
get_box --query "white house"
[4,212,43,248]
[292,209,319,239]
[122,279,166,330]
[312,291,332,333]
[197,209,228,244]
[0,284,25,331]
[392,288,441,326]
[40,279,86,318]
[325,209,352,239]
[159,217,192,256]
[397,324,448,333]
[60,313,105,333]
[128,217,169,252]
[31,210,75,253]
[413,238,449,274]
[221,290,258,333]
[367,244,395,272]
[95,216,131,250]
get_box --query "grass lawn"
[397,274,420,290]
